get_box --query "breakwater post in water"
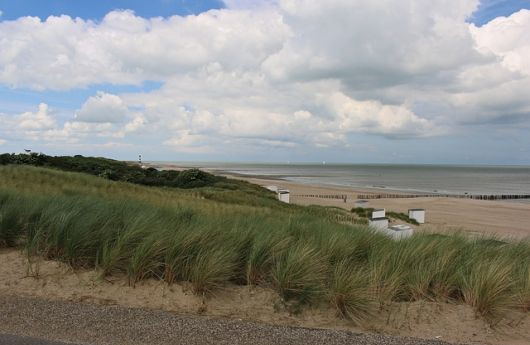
[355,194,530,201]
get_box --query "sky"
[0,0,530,164]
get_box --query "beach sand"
[1,249,529,345]
[145,162,530,239]
[238,176,530,239]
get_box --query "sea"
[160,162,530,197]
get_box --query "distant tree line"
[0,153,225,189]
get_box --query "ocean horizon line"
[145,161,530,168]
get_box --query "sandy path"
[240,177,530,239]
[0,294,466,345]
[1,249,529,345]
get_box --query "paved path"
[0,295,465,345]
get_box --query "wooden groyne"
[294,193,530,202]
[294,194,348,201]
[356,194,530,201]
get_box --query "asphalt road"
[0,295,464,345]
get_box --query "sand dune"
[1,249,529,345]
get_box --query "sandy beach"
[144,162,530,239]
[234,175,530,239]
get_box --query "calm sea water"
[160,162,530,196]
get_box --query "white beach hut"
[368,208,388,230]
[408,209,425,224]
[372,208,386,219]
[278,189,290,203]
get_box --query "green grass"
[329,260,373,322]
[461,262,515,322]
[1,164,529,324]
[270,243,328,303]
[518,267,530,311]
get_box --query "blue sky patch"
[1,0,529,25]
[470,0,530,25]
[0,0,225,21]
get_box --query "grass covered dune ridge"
[1,164,529,324]
[0,152,242,189]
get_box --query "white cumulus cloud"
[18,103,56,130]
[0,2,530,156]
[0,9,288,90]
[75,92,130,123]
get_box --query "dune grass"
[270,243,328,303]
[329,261,373,322]
[1,164,529,324]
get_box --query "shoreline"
[144,162,530,239]
[144,161,530,200]
[243,175,530,239]
[143,162,428,196]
